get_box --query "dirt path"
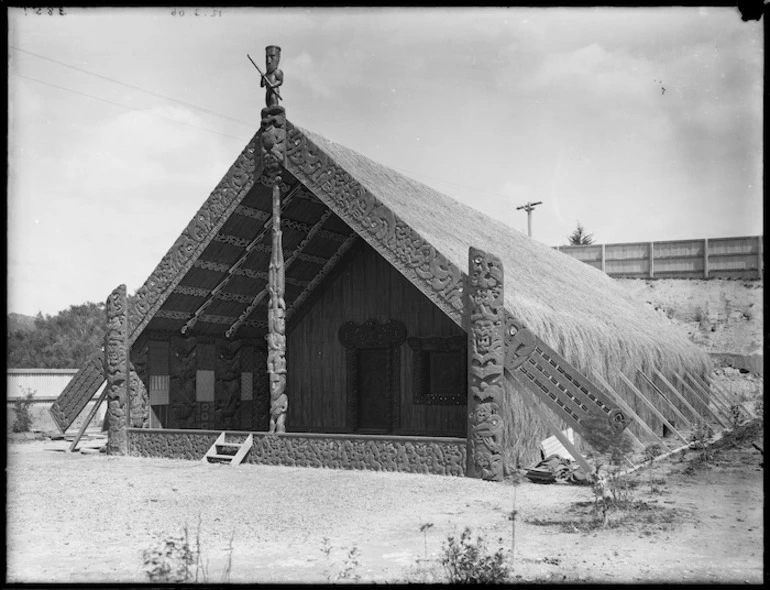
[6,424,764,584]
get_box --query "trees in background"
[568,222,595,246]
[7,302,105,368]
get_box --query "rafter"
[286,233,358,322]
[225,209,334,338]
[180,182,303,335]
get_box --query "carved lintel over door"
[338,319,407,434]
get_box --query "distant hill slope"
[617,278,763,375]
[7,303,105,369]
[8,313,36,333]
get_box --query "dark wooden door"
[357,348,391,432]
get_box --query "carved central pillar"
[466,248,506,481]
[105,284,130,455]
[259,45,288,434]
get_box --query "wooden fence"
[555,236,763,280]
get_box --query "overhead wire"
[15,73,249,142]
[10,45,255,128]
[11,44,517,204]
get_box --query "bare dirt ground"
[5,420,764,584]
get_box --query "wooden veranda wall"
[556,236,763,279]
[286,240,468,437]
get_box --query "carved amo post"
[466,248,506,481]
[259,45,288,433]
[105,284,130,455]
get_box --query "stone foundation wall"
[128,429,466,476]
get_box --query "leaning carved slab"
[504,311,632,451]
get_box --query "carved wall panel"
[466,249,506,481]
[215,339,242,430]
[128,430,466,476]
[169,336,198,429]
[129,339,150,428]
[105,285,129,456]
[407,336,466,405]
[252,347,270,431]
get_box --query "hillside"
[8,313,36,333]
[617,278,763,376]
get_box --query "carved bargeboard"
[339,319,407,433]
[504,312,632,451]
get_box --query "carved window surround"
[338,319,407,433]
[407,336,467,405]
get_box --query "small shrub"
[12,388,35,433]
[440,527,510,584]
[689,422,713,450]
[143,526,196,583]
[320,537,361,582]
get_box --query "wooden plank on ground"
[618,373,689,446]
[590,370,672,451]
[636,370,694,430]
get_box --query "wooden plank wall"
[286,241,467,436]
[557,235,763,279]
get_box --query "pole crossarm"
[180,182,303,335]
[226,208,333,338]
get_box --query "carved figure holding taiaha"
[466,248,506,481]
[261,45,283,108]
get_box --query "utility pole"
[515,201,542,238]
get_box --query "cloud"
[283,51,333,99]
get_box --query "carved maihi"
[467,248,506,481]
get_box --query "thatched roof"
[292,125,711,383]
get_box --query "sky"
[7,7,763,317]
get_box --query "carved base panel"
[128,429,466,476]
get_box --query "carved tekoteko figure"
[262,45,283,108]
[466,248,506,481]
[258,45,286,188]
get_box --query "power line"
[11,45,521,205]
[10,45,255,129]
[15,73,248,142]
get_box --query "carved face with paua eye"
[266,46,281,74]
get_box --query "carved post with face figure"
[466,248,506,481]
[105,284,130,455]
[261,44,288,433]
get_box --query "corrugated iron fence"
[556,235,763,280]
